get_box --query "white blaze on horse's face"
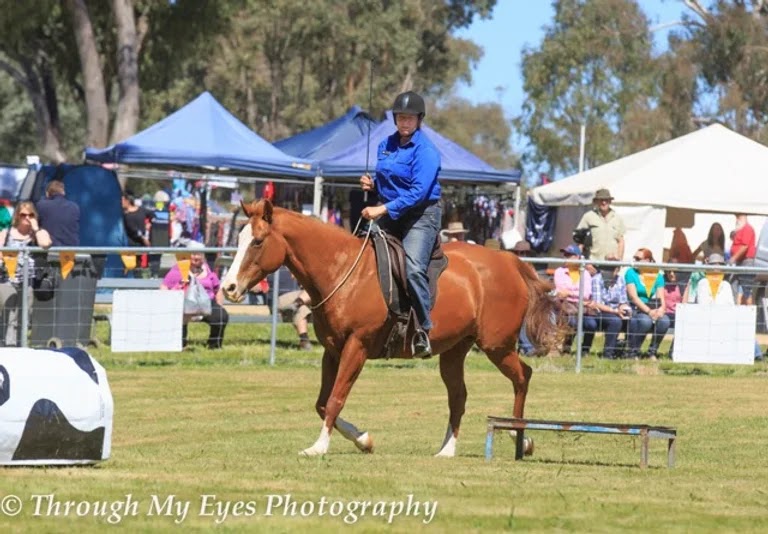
[222,223,252,302]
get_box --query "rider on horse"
[360,90,442,358]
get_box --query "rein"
[309,220,373,310]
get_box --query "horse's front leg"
[302,337,368,456]
[311,349,373,454]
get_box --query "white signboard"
[673,304,755,365]
[111,290,184,352]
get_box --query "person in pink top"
[553,244,596,355]
[161,243,229,349]
[729,213,756,305]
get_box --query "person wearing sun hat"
[440,221,469,243]
[575,188,626,262]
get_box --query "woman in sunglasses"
[0,202,52,346]
[625,248,671,360]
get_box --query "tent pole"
[579,124,586,173]
[313,174,324,217]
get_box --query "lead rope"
[310,220,373,310]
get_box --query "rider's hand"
[359,174,374,192]
[361,205,387,221]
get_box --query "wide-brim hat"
[441,221,468,235]
[593,188,614,201]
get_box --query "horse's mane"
[272,206,364,245]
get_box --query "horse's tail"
[516,258,567,354]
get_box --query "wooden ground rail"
[485,416,677,468]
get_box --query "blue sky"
[454,0,689,156]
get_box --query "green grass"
[2,324,767,532]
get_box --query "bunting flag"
[706,272,724,297]
[567,265,580,285]
[175,253,191,282]
[3,252,18,279]
[59,251,75,279]
[120,253,136,273]
[640,268,659,297]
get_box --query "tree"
[429,95,518,169]
[516,0,656,177]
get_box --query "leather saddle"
[366,223,448,359]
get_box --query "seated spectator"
[553,244,597,355]
[440,221,469,243]
[625,248,671,360]
[248,278,270,305]
[160,242,229,349]
[683,252,762,360]
[585,264,631,360]
[0,202,52,346]
[278,289,313,351]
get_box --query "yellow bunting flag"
[640,268,658,297]
[706,272,724,297]
[176,253,191,282]
[3,252,18,279]
[59,251,75,279]
[121,253,136,273]
[567,265,580,284]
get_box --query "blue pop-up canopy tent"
[85,92,315,179]
[319,111,520,184]
[274,106,379,160]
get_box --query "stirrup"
[412,329,432,359]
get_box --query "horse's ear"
[263,199,273,224]
[241,199,255,218]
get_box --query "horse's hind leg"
[487,348,535,454]
[435,338,474,458]
[313,349,374,454]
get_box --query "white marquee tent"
[529,124,768,261]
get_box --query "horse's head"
[222,199,286,302]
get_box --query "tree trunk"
[66,0,109,148]
[111,0,140,144]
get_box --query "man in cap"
[575,188,625,262]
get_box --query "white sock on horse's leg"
[435,425,458,458]
[300,424,331,457]
[335,417,374,453]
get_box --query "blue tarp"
[274,106,379,160]
[318,111,521,184]
[85,92,315,179]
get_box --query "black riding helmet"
[392,91,425,124]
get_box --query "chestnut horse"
[223,199,561,457]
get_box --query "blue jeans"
[565,314,598,353]
[380,201,442,331]
[594,311,623,358]
[519,324,535,355]
[628,311,671,355]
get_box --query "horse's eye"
[250,237,264,248]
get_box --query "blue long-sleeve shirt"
[374,129,441,220]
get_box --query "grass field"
[2,323,767,532]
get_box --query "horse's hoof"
[524,437,535,456]
[299,445,327,457]
[434,449,455,458]
[354,432,374,453]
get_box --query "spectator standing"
[691,222,726,262]
[729,214,756,305]
[160,242,229,349]
[440,221,469,243]
[121,190,153,273]
[0,202,52,346]
[625,248,671,360]
[575,188,626,261]
[36,180,80,247]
